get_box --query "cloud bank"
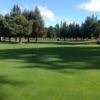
[38,5,55,21]
[37,5,74,25]
[78,0,100,12]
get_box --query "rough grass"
[0,41,100,100]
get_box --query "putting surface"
[0,41,100,100]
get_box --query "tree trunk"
[97,33,100,44]
[64,37,66,41]
[35,34,38,42]
[0,37,1,42]
[97,38,99,44]
[3,37,6,42]
[19,37,22,43]
[15,37,17,43]
[8,37,11,42]
[27,37,30,43]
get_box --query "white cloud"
[78,0,100,12]
[37,5,55,21]
[37,5,74,25]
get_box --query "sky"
[0,0,100,27]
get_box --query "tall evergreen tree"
[82,15,97,39]
[10,5,21,16]
[55,24,60,38]
[47,26,56,38]
[60,22,68,40]
[32,6,44,41]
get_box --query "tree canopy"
[0,5,100,43]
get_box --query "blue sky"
[0,0,100,27]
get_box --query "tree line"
[0,5,44,43]
[0,5,100,43]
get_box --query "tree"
[55,24,60,39]
[22,10,35,21]
[32,6,44,41]
[6,5,33,43]
[8,15,32,43]
[10,5,21,17]
[73,24,80,39]
[68,23,75,39]
[0,15,10,42]
[60,22,68,40]
[92,20,100,43]
[0,16,5,41]
[47,26,56,38]
[24,20,32,43]
[82,15,97,39]
[32,20,41,42]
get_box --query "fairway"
[0,41,100,100]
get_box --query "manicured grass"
[0,41,100,100]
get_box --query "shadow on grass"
[0,76,25,86]
[0,75,26,100]
[0,89,5,100]
[0,46,100,71]
[0,43,100,100]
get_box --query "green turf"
[0,41,100,100]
